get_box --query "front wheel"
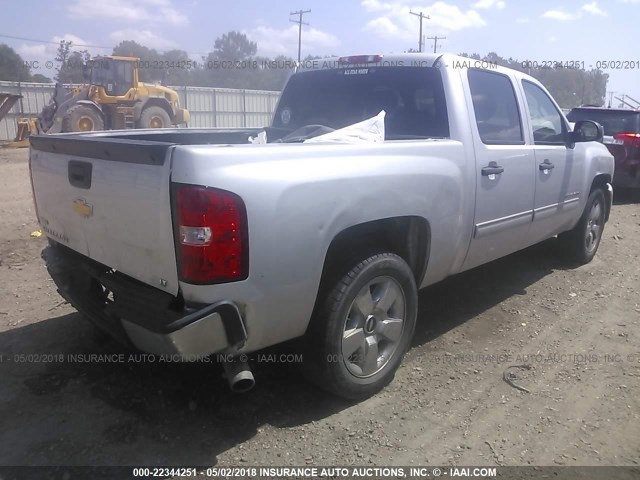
[558,188,607,264]
[137,106,171,129]
[305,253,418,400]
[62,105,104,132]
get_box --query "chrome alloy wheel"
[341,276,406,378]
[585,196,604,253]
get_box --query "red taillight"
[614,132,640,147]
[175,185,248,284]
[338,54,383,65]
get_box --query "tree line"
[0,32,608,107]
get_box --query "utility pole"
[409,11,430,52]
[427,35,446,53]
[290,9,311,64]
[607,91,615,108]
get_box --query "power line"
[0,33,212,58]
[427,35,446,53]
[0,33,112,50]
[289,9,311,64]
[409,11,429,53]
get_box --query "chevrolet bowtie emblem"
[73,198,93,218]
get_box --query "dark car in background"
[567,107,640,189]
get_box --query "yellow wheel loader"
[35,56,189,135]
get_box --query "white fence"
[0,81,281,141]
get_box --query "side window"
[468,69,523,145]
[112,62,133,96]
[522,81,566,144]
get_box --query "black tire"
[138,106,171,128]
[558,188,607,264]
[304,253,418,400]
[62,104,104,132]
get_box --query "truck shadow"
[413,238,563,346]
[0,313,345,467]
[0,238,572,467]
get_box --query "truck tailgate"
[29,135,180,296]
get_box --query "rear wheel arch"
[315,216,431,305]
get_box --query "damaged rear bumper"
[42,243,247,357]
[120,301,247,357]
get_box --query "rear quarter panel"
[170,139,474,352]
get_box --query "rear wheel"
[558,188,607,264]
[304,253,418,400]
[138,106,171,129]
[62,105,104,132]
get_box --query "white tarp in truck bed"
[304,111,386,144]
[248,111,387,145]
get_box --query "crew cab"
[29,54,614,399]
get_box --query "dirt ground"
[0,146,639,471]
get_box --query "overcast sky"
[2,0,639,103]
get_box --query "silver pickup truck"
[29,53,614,399]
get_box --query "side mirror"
[569,120,603,143]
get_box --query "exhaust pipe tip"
[229,370,255,393]
[223,358,255,393]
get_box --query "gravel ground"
[0,146,638,471]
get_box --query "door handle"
[539,160,555,172]
[481,162,505,176]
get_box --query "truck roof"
[304,52,538,83]
[570,106,640,113]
